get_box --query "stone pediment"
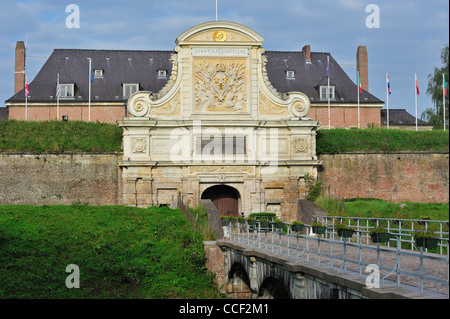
[176,21,264,45]
[126,21,311,120]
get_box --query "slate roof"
[0,107,8,120]
[6,49,383,104]
[7,49,174,103]
[264,51,382,104]
[381,109,430,126]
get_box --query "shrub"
[304,173,323,201]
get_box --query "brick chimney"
[356,46,368,92]
[15,41,25,95]
[302,45,311,62]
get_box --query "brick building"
[6,23,384,128]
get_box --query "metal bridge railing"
[224,221,449,298]
[313,215,449,255]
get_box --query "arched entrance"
[258,277,290,299]
[201,185,240,216]
[226,263,252,299]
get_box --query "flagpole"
[25,73,28,121]
[357,71,360,129]
[57,73,60,121]
[444,73,446,131]
[415,73,418,131]
[216,0,218,21]
[327,55,330,130]
[386,73,389,129]
[415,73,419,131]
[88,58,91,122]
[25,36,27,121]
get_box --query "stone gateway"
[118,21,322,222]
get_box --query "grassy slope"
[316,128,449,154]
[0,120,449,154]
[314,195,449,221]
[0,205,223,299]
[0,120,122,153]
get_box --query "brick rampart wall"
[318,152,449,203]
[0,153,120,205]
[0,152,447,206]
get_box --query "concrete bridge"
[204,230,449,299]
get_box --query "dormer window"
[59,83,74,98]
[94,69,103,78]
[158,70,167,78]
[320,86,335,100]
[286,71,295,79]
[123,83,139,98]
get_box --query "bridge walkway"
[225,224,449,298]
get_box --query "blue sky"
[0,0,448,121]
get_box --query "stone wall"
[0,152,447,207]
[0,153,120,205]
[318,152,449,203]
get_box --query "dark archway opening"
[258,277,290,299]
[226,262,252,299]
[201,185,240,216]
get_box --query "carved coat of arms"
[194,60,247,112]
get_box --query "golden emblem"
[213,30,228,41]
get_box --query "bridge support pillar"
[249,257,259,298]
[292,274,307,299]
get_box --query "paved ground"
[227,227,449,297]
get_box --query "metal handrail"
[223,220,449,297]
[313,215,449,255]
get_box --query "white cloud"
[339,0,365,10]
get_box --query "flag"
[326,56,330,78]
[25,82,29,97]
[416,77,420,95]
[90,65,94,82]
[56,76,60,98]
[387,73,391,95]
[444,75,447,97]
[358,73,363,94]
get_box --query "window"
[286,71,295,79]
[59,84,74,98]
[94,69,103,77]
[123,83,139,98]
[320,86,335,100]
[158,70,167,78]
[196,136,246,155]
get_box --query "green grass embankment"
[0,205,223,299]
[316,128,449,154]
[315,196,449,221]
[0,120,122,153]
[1,120,449,154]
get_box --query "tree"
[421,44,449,129]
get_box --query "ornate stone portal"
[118,21,322,221]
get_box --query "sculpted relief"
[194,59,247,112]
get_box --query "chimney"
[302,45,311,62]
[15,41,25,95]
[356,46,368,92]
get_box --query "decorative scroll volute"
[127,92,152,117]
